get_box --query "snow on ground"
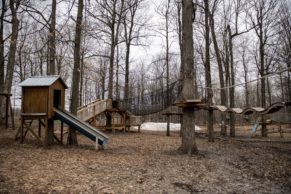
[138,122,201,132]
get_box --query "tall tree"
[123,0,144,101]
[68,0,84,145]
[250,0,278,137]
[47,0,56,75]
[0,0,6,94]
[0,0,7,124]
[204,0,214,142]
[180,0,198,155]
[209,0,227,135]
[4,0,20,94]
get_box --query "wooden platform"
[175,99,207,109]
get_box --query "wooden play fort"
[16,76,142,149]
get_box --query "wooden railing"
[77,99,112,121]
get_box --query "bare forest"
[0,0,291,193]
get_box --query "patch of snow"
[138,122,201,131]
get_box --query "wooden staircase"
[77,99,112,122]
[77,99,143,131]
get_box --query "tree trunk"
[166,0,170,107]
[204,0,214,142]
[68,0,84,145]
[47,0,56,75]
[242,49,249,107]
[210,12,227,136]
[266,76,272,106]
[180,0,198,155]
[108,0,124,99]
[0,0,6,125]
[0,0,5,93]
[4,0,19,94]
[227,25,235,137]
[259,21,267,137]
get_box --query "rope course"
[115,67,291,116]
[117,81,182,116]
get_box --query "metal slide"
[54,108,108,149]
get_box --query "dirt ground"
[0,125,291,194]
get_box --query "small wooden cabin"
[19,76,68,119]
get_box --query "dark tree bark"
[251,0,278,137]
[124,0,139,101]
[0,0,7,124]
[4,0,20,94]
[242,47,249,107]
[209,2,227,136]
[108,0,124,99]
[0,0,6,93]
[180,0,198,155]
[68,0,84,145]
[47,0,56,75]
[204,0,214,142]
[227,25,235,137]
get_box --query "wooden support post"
[166,115,170,136]
[112,112,115,133]
[9,97,15,131]
[44,118,48,147]
[47,119,54,145]
[93,105,96,125]
[279,123,283,138]
[38,120,41,137]
[138,125,140,133]
[123,112,126,133]
[20,117,24,143]
[5,95,9,128]
[61,121,63,144]
[95,139,98,150]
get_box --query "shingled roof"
[19,75,68,89]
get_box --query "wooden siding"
[48,80,66,118]
[21,79,66,119]
[22,87,48,114]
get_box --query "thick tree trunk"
[0,0,5,93]
[68,0,84,145]
[4,0,19,94]
[180,0,198,155]
[47,0,56,75]
[204,0,214,142]
[0,0,6,125]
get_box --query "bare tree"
[4,0,20,95]
[123,0,144,101]
[47,0,56,75]
[250,0,278,137]
[68,0,84,145]
[209,0,227,135]
[180,0,198,155]
[203,0,214,142]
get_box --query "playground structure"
[14,74,291,149]
[16,76,144,149]
[16,76,109,149]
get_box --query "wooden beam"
[23,122,43,145]
[9,97,15,130]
